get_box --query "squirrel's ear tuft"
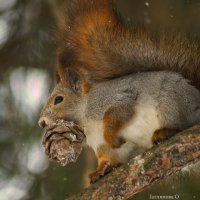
[66,68,82,93]
[55,71,61,84]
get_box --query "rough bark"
[66,124,200,200]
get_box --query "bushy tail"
[55,0,131,81]
[55,0,200,89]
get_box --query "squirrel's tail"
[55,0,200,89]
[55,0,129,81]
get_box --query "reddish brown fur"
[81,78,91,95]
[96,144,122,166]
[54,0,200,89]
[89,144,122,183]
[103,107,131,148]
[56,63,91,95]
[152,128,180,145]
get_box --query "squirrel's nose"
[38,117,54,129]
[38,117,49,128]
[38,119,46,128]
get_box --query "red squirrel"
[39,0,200,183]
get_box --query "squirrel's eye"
[54,96,64,105]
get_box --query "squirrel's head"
[38,68,90,129]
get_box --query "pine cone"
[42,120,85,166]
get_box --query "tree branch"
[66,124,200,200]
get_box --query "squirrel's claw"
[89,161,113,184]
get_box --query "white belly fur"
[83,120,105,152]
[83,120,135,163]
[83,101,161,163]
[122,103,161,148]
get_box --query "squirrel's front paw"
[89,161,113,183]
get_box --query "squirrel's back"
[87,71,200,130]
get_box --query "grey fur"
[85,71,200,131]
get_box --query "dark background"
[0,0,199,200]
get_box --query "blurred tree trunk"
[0,0,56,71]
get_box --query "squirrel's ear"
[66,68,82,93]
[55,71,61,84]
[55,64,67,84]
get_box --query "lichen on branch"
[66,124,200,200]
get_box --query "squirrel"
[39,69,200,183]
[39,0,200,183]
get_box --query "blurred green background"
[0,0,199,200]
